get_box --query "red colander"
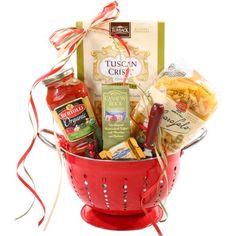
[38,128,207,231]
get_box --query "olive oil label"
[53,97,96,142]
[102,85,130,149]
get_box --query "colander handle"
[182,127,207,151]
[38,129,63,151]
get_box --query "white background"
[0,0,235,235]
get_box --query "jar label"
[53,97,96,142]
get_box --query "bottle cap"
[43,68,74,86]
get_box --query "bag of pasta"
[131,63,218,154]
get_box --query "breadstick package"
[76,21,165,126]
[131,63,218,154]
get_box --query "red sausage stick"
[144,103,164,157]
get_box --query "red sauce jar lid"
[43,68,74,86]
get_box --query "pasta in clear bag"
[131,63,218,154]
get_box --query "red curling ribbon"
[17,1,131,227]
[140,171,166,236]
[129,110,148,133]
[140,146,168,236]
[16,66,64,226]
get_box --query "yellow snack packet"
[99,138,145,160]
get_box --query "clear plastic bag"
[131,63,218,154]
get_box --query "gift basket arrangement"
[16,2,217,235]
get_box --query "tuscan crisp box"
[76,21,165,125]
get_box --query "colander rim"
[64,151,179,163]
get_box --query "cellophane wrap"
[131,63,218,154]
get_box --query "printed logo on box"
[110,22,131,38]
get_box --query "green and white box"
[76,21,165,125]
[102,85,130,149]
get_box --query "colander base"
[81,205,163,230]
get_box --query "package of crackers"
[76,21,165,126]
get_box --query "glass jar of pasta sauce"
[43,68,99,158]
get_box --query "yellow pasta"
[131,65,218,154]
[155,75,217,121]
